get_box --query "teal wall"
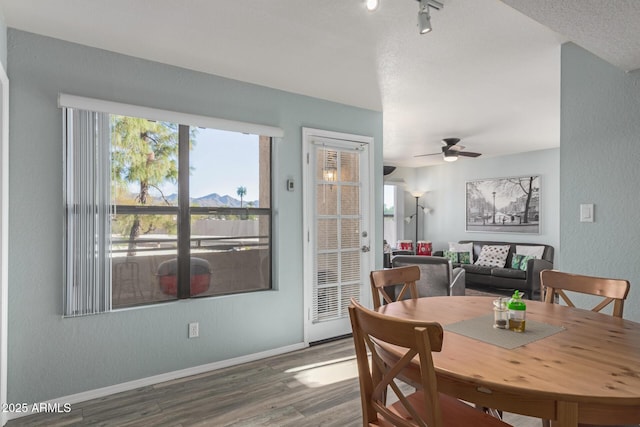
[560,43,640,322]
[411,149,560,254]
[0,8,7,70]
[6,29,383,403]
[0,8,6,70]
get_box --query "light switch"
[580,204,594,222]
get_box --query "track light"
[416,0,443,34]
[367,0,443,34]
[418,2,432,34]
[366,0,379,11]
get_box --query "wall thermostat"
[286,179,295,192]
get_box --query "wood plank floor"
[7,337,540,427]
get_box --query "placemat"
[443,314,566,349]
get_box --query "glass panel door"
[305,134,371,343]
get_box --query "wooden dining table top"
[376,296,640,426]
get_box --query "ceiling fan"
[415,138,482,162]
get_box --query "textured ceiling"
[1,1,637,167]
[503,0,640,72]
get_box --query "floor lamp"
[405,191,425,248]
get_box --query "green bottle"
[508,290,526,332]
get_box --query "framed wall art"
[466,175,540,233]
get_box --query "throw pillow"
[457,251,471,264]
[511,254,535,271]
[443,250,472,264]
[443,250,458,263]
[474,245,510,268]
[515,245,545,259]
[448,242,473,263]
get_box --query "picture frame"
[466,175,540,233]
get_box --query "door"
[303,128,373,343]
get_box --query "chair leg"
[475,403,503,420]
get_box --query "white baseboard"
[6,341,307,421]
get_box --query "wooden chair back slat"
[370,266,420,310]
[349,299,443,427]
[541,270,630,318]
[540,272,632,427]
[349,299,511,427]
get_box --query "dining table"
[376,296,640,427]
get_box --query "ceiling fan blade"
[418,138,481,160]
[448,145,466,152]
[383,165,397,175]
[457,151,482,158]
[414,152,441,158]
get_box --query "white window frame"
[60,95,283,316]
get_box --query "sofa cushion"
[460,264,492,275]
[492,267,526,279]
[474,245,510,267]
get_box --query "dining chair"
[370,266,419,310]
[541,270,632,427]
[391,255,466,296]
[348,299,512,427]
[541,269,630,317]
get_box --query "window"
[383,184,397,248]
[62,97,276,315]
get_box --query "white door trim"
[0,62,9,426]
[302,127,375,345]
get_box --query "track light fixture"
[417,1,432,34]
[417,0,443,34]
[365,0,444,34]
[366,0,379,11]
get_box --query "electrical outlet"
[188,322,199,338]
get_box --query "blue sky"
[189,128,260,199]
[156,128,260,200]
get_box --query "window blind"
[63,108,112,316]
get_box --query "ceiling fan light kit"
[443,151,458,162]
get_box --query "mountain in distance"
[163,192,259,208]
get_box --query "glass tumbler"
[493,298,508,329]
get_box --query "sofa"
[391,255,466,297]
[435,240,554,300]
